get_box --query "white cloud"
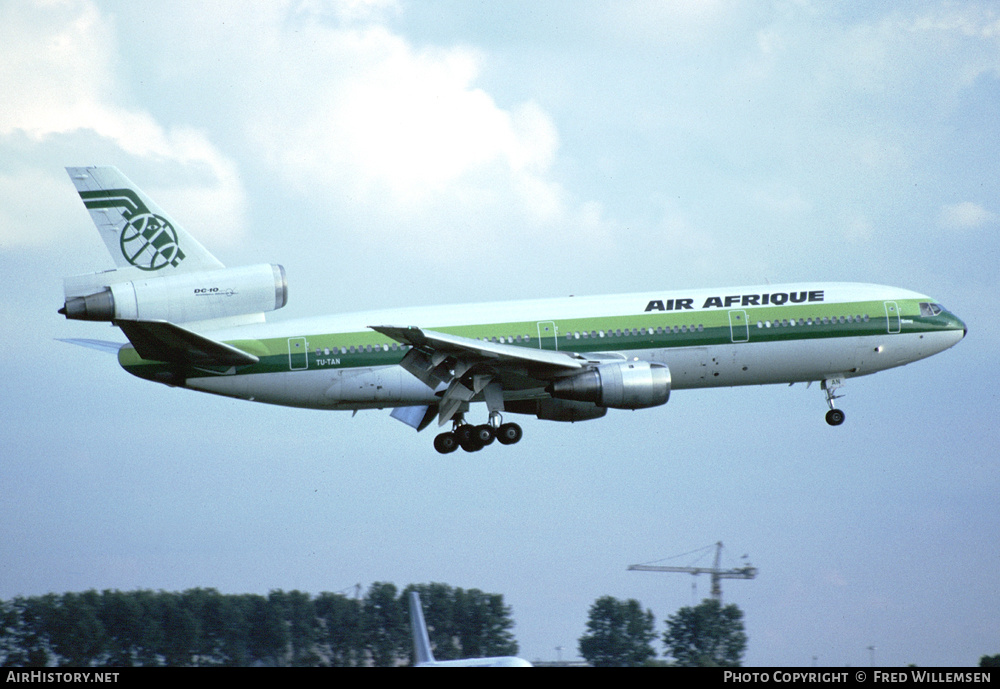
[239,12,607,255]
[0,0,246,248]
[939,201,994,230]
[0,166,78,249]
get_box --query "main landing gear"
[433,413,522,454]
[822,378,846,426]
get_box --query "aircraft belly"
[657,329,961,390]
[653,334,923,390]
[851,330,964,375]
[324,366,438,406]
[186,370,334,408]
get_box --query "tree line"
[578,597,747,667]
[0,583,518,667]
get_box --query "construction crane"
[627,541,757,601]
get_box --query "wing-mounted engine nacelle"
[60,264,287,324]
[547,361,671,409]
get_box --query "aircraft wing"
[371,325,587,425]
[371,325,586,371]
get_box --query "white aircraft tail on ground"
[409,592,531,667]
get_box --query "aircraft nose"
[957,315,968,339]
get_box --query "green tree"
[315,592,364,666]
[454,587,518,658]
[663,598,747,667]
[362,583,406,666]
[578,596,657,667]
[980,654,1000,667]
[48,591,106,666]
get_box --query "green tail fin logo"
[79,188,186,270]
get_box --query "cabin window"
[920,302,943,317]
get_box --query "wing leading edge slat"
[369,325,585,372]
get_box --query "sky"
[1,0,997,667]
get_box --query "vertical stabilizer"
[65,166,224,273]
[409,592,436,665]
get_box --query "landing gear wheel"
[474,424,495,446]
[825,409,846,426]
[434,432,459,454]
[459,436,484,452]
[496,422,523,445]
[452,424,482,452]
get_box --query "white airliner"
[408,592,532,667]
[59,167,967,453]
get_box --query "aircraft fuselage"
[119,282,965,413]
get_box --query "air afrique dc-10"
[59,167,967,453]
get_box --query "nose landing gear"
[822,378,846,426]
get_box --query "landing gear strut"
[822,378,846,426]
[433,413,522,454]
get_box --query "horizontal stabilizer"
[57,338,125,355]
[116,319,259,367]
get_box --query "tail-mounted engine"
[547,361,671,409]
[60,264,287,324]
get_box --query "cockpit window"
[919,302,943,317]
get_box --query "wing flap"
[372,324,586,426]
[116,319,259,367]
